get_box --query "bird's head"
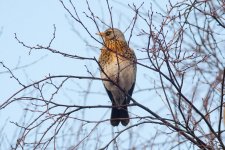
[97,28,126,42]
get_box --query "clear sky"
[0,0,170,149]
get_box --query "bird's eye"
[105,31,111,36]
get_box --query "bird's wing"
[125,47,136,104]
[127,82,135,104]
[103,84,115,104]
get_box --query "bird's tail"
[110,104,129,126]
[120,105,129,126]
[111,107,120,126]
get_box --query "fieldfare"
[97,28,137,126]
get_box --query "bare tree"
[1,0,225,149]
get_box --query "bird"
[97,28,137,126]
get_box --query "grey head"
[98,28,126,42]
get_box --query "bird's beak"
[96,32,105,37]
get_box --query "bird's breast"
[101,55,136,92]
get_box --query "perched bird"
[97,28,137,126]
